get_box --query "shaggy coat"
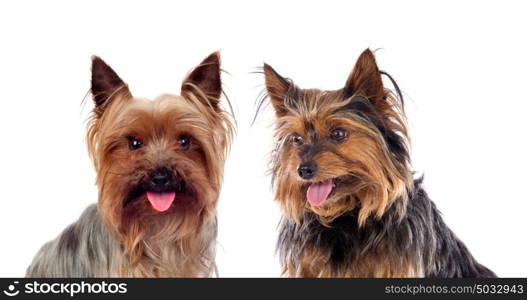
[264,49,495,278]
[27,52,233,277]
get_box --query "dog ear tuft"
[181,51,222,109]
[343,49,384,104]
[90,56,131,111]
[263,63,292,117]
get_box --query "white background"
[0,0,526,277]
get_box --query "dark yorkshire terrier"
[26,52,233,277]
[262,49,495,277]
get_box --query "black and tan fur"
[263,49,495,278]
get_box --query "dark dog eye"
[128,136,143,150]
[291,133,303,146]
[178,135,191,150]
[329,128,348,143]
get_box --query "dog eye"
[177,135,191,150]
[128,136,143,150]
[329,128,348,143]
[291,133,303,146]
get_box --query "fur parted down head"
[87,52,233,272]
[263,49,413,226]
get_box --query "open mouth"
[123,179,189,212]
[306,177,345,206]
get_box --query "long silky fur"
[265,50,496,278]
[278,178,496,277]
[27,53,233,277]
[25,204,218,277]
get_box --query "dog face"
[264,49,412,225]
[87,52,233,257]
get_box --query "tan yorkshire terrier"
[26,52,234,277]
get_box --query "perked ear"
[263,63,291,117]
[90,56,131,112]
[181,51,222,109]
[343,49,384,103]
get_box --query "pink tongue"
[146,192,176,212]
[306,179,333,206]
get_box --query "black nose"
[150,167,171,187]
[297,162,317,180]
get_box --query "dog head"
[264,49,412,226]
[87,52,233,258]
